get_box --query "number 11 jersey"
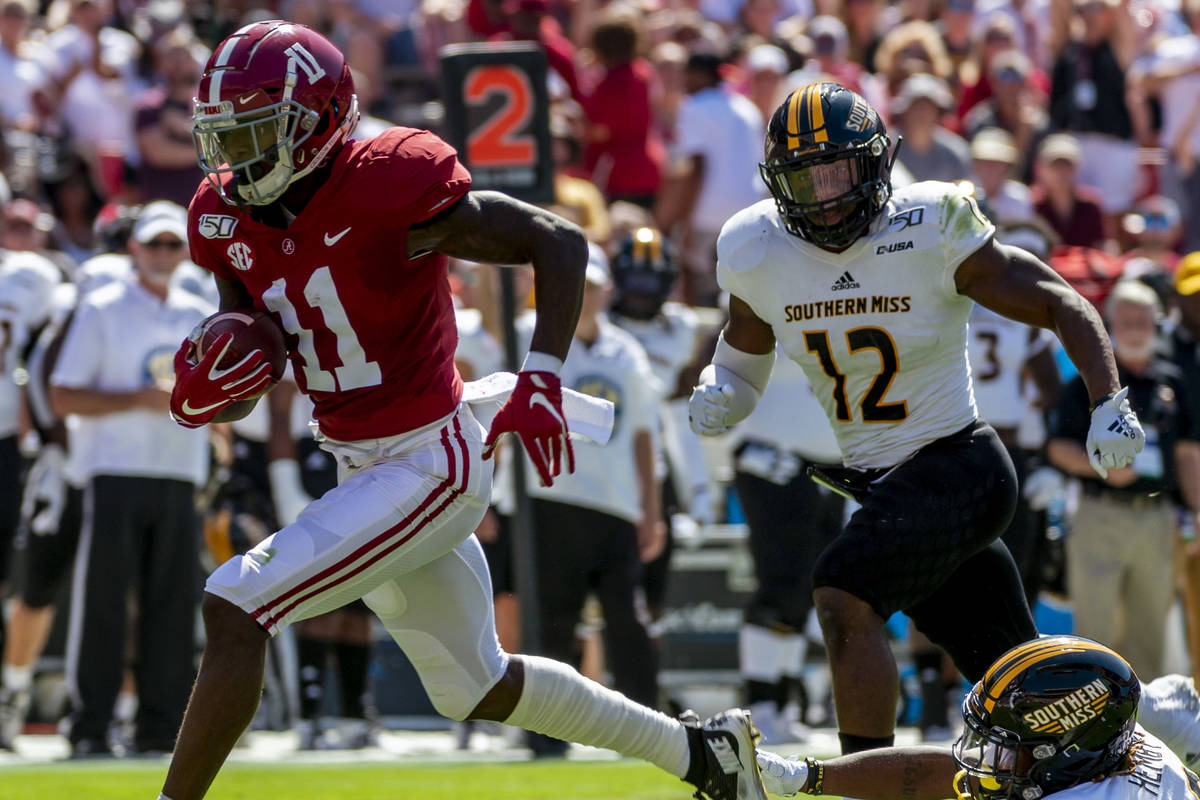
[716,181,994,469]
[188,127,471,442]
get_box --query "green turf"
[1,757,840,799]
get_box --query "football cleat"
[1138,674,1200,770]
[0,686,30,751]
[682,708,769,800]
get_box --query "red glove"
[484,370,575,487]
[169,332,273,428]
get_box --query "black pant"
[68,476,199,750]
[812,421,1037,682]
[532,499,658,708]
[735,461,844,631]
[0,435,21,585]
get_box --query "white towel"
[462,372,615,446]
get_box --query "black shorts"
[18,485,84,608]
[482,511,515,595]
[812,420,1018,621]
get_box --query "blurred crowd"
[0,0,1197,760]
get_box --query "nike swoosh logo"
[181,398,226,416]
[528,393,566,428]
[237,93,257,104]
[324,227,351,246]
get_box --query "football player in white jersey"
[756,636,1200,800]
[688,82,1145,759]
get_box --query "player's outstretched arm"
[407,190,586,361]
[955,239,1117,405]
[956,240,1144,477]
[408,191,587,486]
[757,745,959,800]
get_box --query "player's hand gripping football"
[169,331,273,429]
[688,383,735,436]
[1085,386,1145,478]
[483,367,574,487]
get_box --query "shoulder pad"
[716,200,777,274]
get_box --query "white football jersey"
[0,250,61,437]
[717,181,993,469]
[1052,727,1199,800]
[967,303,1055,430]
[612,302,700,400]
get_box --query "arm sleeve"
[50,302,103,389]
[1049,375,1091,443]
[940,182,996,295]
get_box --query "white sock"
[504,655,691,778]
[158,795,175,800]
[740,624,785,683]
[3,665,33,692]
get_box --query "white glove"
[756,750,809,797]
[21,443,67,536]
[689,383,734,436]
[1085,387,1145,479]
[268,459,313,527]
[1023,466,1065,511]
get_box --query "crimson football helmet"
[193,21,359,206]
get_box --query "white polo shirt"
[517,312,659,524]
[0,250,61,438]
[52,275,214,484]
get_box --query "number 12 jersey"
[716,181,994,469]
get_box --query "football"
[194,309,288,383]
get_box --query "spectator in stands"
[1031,133,1110,249]
[0,0,48,131]
[874,20,955,102]
[1047,0,1142,218]
[793,16,873,99]
[2,198,56,256]
[49,201,212,757]
[890,73,973,182]
[44,0,144,199]
[582,8,664,208]
[841,0,885,72]
[488,0,581,103]
[742,43,789,122]
[1128,0,1200,253]
[962,49,1050,182]
[134,28,206,206]
[970,127,1035,223]
[1119,196,1183,276]
[939,0,977,76]
[1048,279,1200,680]
[658,49,765,306]
[648,41,688,144]
[956,14,1026,121]
[551,110,611,245]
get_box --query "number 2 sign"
[439,42,554,204]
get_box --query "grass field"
[1,758,844,800]
[6,760,670,800]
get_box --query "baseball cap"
[808,15,848,52]
[586,242,611,286]
[746,44,789,75]
[1037,133,1081,165]
[4,198,55,231]
[891,73,954,115]
[132,200,188,244]
[1175,252,1200,296]
[971,127,1019,164]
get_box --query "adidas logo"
[707,733,742,774]
[830,271,860,291]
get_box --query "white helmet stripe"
[208,36,241,105]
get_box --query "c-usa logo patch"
[198,214,238,239]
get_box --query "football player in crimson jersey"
[159,20,766,800]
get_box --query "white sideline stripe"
[208,36,241,105]
[63,481,95,712]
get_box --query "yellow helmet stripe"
[982,638,1122,712]
[786,89,802,150]
[810,84,828,143]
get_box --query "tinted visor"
[952,713,1042,800]
[768,158,860,206]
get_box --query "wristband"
[802,757,825,795]
[521,351,563,376]
[1089,390,1118,414]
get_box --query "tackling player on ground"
[158,21,765,800]
[689,83,1145,760]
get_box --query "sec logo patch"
[227,241,254,271]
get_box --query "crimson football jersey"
[188,127,470,441]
